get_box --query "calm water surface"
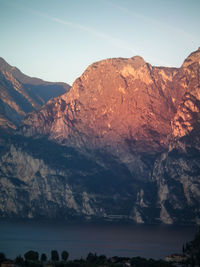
[0,220,196,260]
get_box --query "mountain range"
[0,49,200,224]
[0,57,70,129]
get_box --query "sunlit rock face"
[0,57,70,130]
[153,84,200,225]
[22,56,177,154]
[21,55,178,185]
[152,49,200,224]
[0,49,200,224]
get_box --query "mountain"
[22,56,177,152]
[0,57,70,129]
[0,49,200,224]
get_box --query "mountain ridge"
[0,57,70,129]
[0,57,70,87]
[0,49,200,224]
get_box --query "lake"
[0,220,197,261]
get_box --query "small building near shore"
[1,260,16,267]
[165,253,188,263]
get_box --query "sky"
[0,0,200,85]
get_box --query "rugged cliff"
[22,56,177,152]
[152,89,200,224]
[21,56,179,184]
[0,49,200,224]
[0,134,147,221]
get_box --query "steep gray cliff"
[152,86,200,224]
[0,135,154,222]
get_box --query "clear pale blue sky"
[0,0,200,85]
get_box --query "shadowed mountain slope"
[0,57,70,129]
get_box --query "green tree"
[86,252,98,263]
[195,248,200,267]
[98,254,107,264]
[51,250,59,261]
[41,253,47,262]
[182,244,185,254]
[0,252,6,263]
[24,250,39,261]
[184,227,200,267]
[15,255,24,265]
[61,250,69,261]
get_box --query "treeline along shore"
[0,228,200,267]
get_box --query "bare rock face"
[0,144,93,219]
[152,49,200,224]
[1,49,200,224]
[0,57,70,129]
[22,56,177,154]
[23,48,200,153]
[0,135,141,220]
[21,56,180,185]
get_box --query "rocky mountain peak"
[0,57,10,69]
[129,55,146,68]
[0,57,70,129]
[0,57,25,83]
[1,49,200,224]
[22,54,177,156]
[182,48,200,68]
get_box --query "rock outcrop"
[21,56,179,184]
[0,135,142,221]
[22,56,177,153]
[0,49,200,224]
